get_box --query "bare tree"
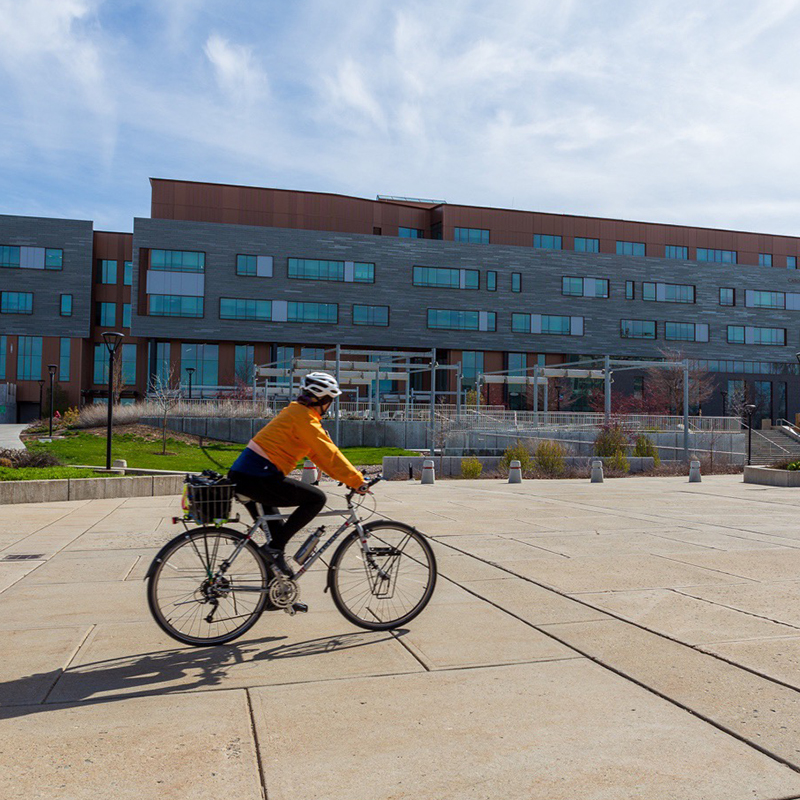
[643,348,715,415]
[111,353,127,405]
[150,367,181,455]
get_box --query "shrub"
[607,449,630,473]
[594,424,630,457]
[61,406,80,428]
[461,457,483,479]
[0,457,12,468]
[632,434,660,467]
[0,447,63,468]
[534,440,565,476]
[499,440,532,474]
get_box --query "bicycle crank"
[268,576,299,610]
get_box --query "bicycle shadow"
[0,628,409,721]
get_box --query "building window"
[697,248,737,264]
[0,335,5,379]
[727,326,745,344]
[288,258,374,283]
[574,237,599,253]
[123,261,132,285]
[512,314,530,333]
[642,282,695,303]
[287,302,338,323]
[430,222,443,240]
[454,227,490,244]
[219,298,272,320]
[727,326,786,346]
[98,259,117,284]
[626,281,634,300]
[633,376,644,399]
[353,304,389,326]
[788,256,797,270]
[720,288,735,306]
[759,253,773,267]
[0,246,20,268]
[17,336,42,380]
[749,291,784,310]
[562,277,609,298]
[487,271,497,291]
[533,234,562,250]
[665,322,698,342]
[60,294,73,316]
[96,302,116,327]
[541,315,571,335]
[562,277,584,297]
[461,351,484,388]
[1,292,33,314]
[616,241,645,256]
[511,273,521,292]
[46,249,63,269]
[413,266,479,289]
[621,320,656,339]
[122,303,131,328]
[274,345,294,385]
[59,338,70,382]
[237,255,258,276]
[150,250,205,273]
[181,343,219,386]
[399,227,424,238]
[427,309,495,331]
[148,341,171,388]
[148,295,204,317]
[121,344,136,384]
[235,345,255,383]
[665,245,688,259]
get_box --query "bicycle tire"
[147,527,270,646]
[328,521,437,630]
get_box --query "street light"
[47,364,57,438]
[186,367,195,400]
[102,332,124,470]
[37,379,45,420]
[744,402,757,466]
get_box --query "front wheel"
[147,527,270,646]
[329,521,437,630]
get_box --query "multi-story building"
[2,177,800,422]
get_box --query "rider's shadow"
[0,629,408,722]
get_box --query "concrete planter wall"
[743,466,800,487]
[0,474,186,505]
[382,455,655,479]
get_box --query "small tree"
[150,368,181,455]
[112,353,127,405]
[643,348,714,415]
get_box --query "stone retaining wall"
[0,474,186,505]
[743,466,800,487]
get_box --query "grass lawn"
[0,466,109,481]
[27,433,418,473]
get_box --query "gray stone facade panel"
[0,215,94,338]
[130,217,800,364]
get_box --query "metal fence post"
[429,355,436,456]
[683,360,690,460]
[334,344,341,442]
[604,355,611,425]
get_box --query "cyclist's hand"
[355,482,371,495]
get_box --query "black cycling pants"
[228,470,326,551]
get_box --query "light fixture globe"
[102,331,124,354]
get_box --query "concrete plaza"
[3,475,800,799]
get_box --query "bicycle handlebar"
[344,473,383,503]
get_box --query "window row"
[97,260,134,285]
[0,245,63,270]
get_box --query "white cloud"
[204,33,269,110]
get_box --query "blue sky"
[2,0,800,234]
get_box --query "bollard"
[408,463,414,481]
[508,459,522,484]
[421,459,436,485]
[301,459,318,484]
[112,459,127,469]
[591,459,604,483]
[689,460,702,483]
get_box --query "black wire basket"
[184,478,236,525]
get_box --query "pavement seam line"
[671,587,800,632]
[245,688,269,800]
[41,623,96,705]
[389,629,431,671]
[0,506,82,554]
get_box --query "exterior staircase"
[749,426,800,466]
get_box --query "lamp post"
[47,364,57,438]
[102,332,124,470]
[744,402,757,466]
[186,367,195,400]
[37,379,45,420]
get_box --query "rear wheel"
[147,527,270,646]
[329,521,437,630]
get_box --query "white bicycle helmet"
[300,371,342,399]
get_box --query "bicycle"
[145,473,437,646]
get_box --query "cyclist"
[228,371,369,578]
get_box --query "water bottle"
[294,526,324,565]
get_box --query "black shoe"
[261,546,294,578]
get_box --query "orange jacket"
[250,402,364,489]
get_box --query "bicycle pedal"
[284,602,308,615]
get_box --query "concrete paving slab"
[392,598,579,669]
[435,553,517,582]
[432,533,571,561]
[642,527,792,551]
[575,588,800,644]
[24,552,140,584]
[543,618,800,767]
[0,626,91,706]
[49,615,425,703]
[679,580,800,627]
[250,660,800,800]
[0,561,44,593]
[664,549,800,583]
[700,636,800,689]
[0,689,263,800]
